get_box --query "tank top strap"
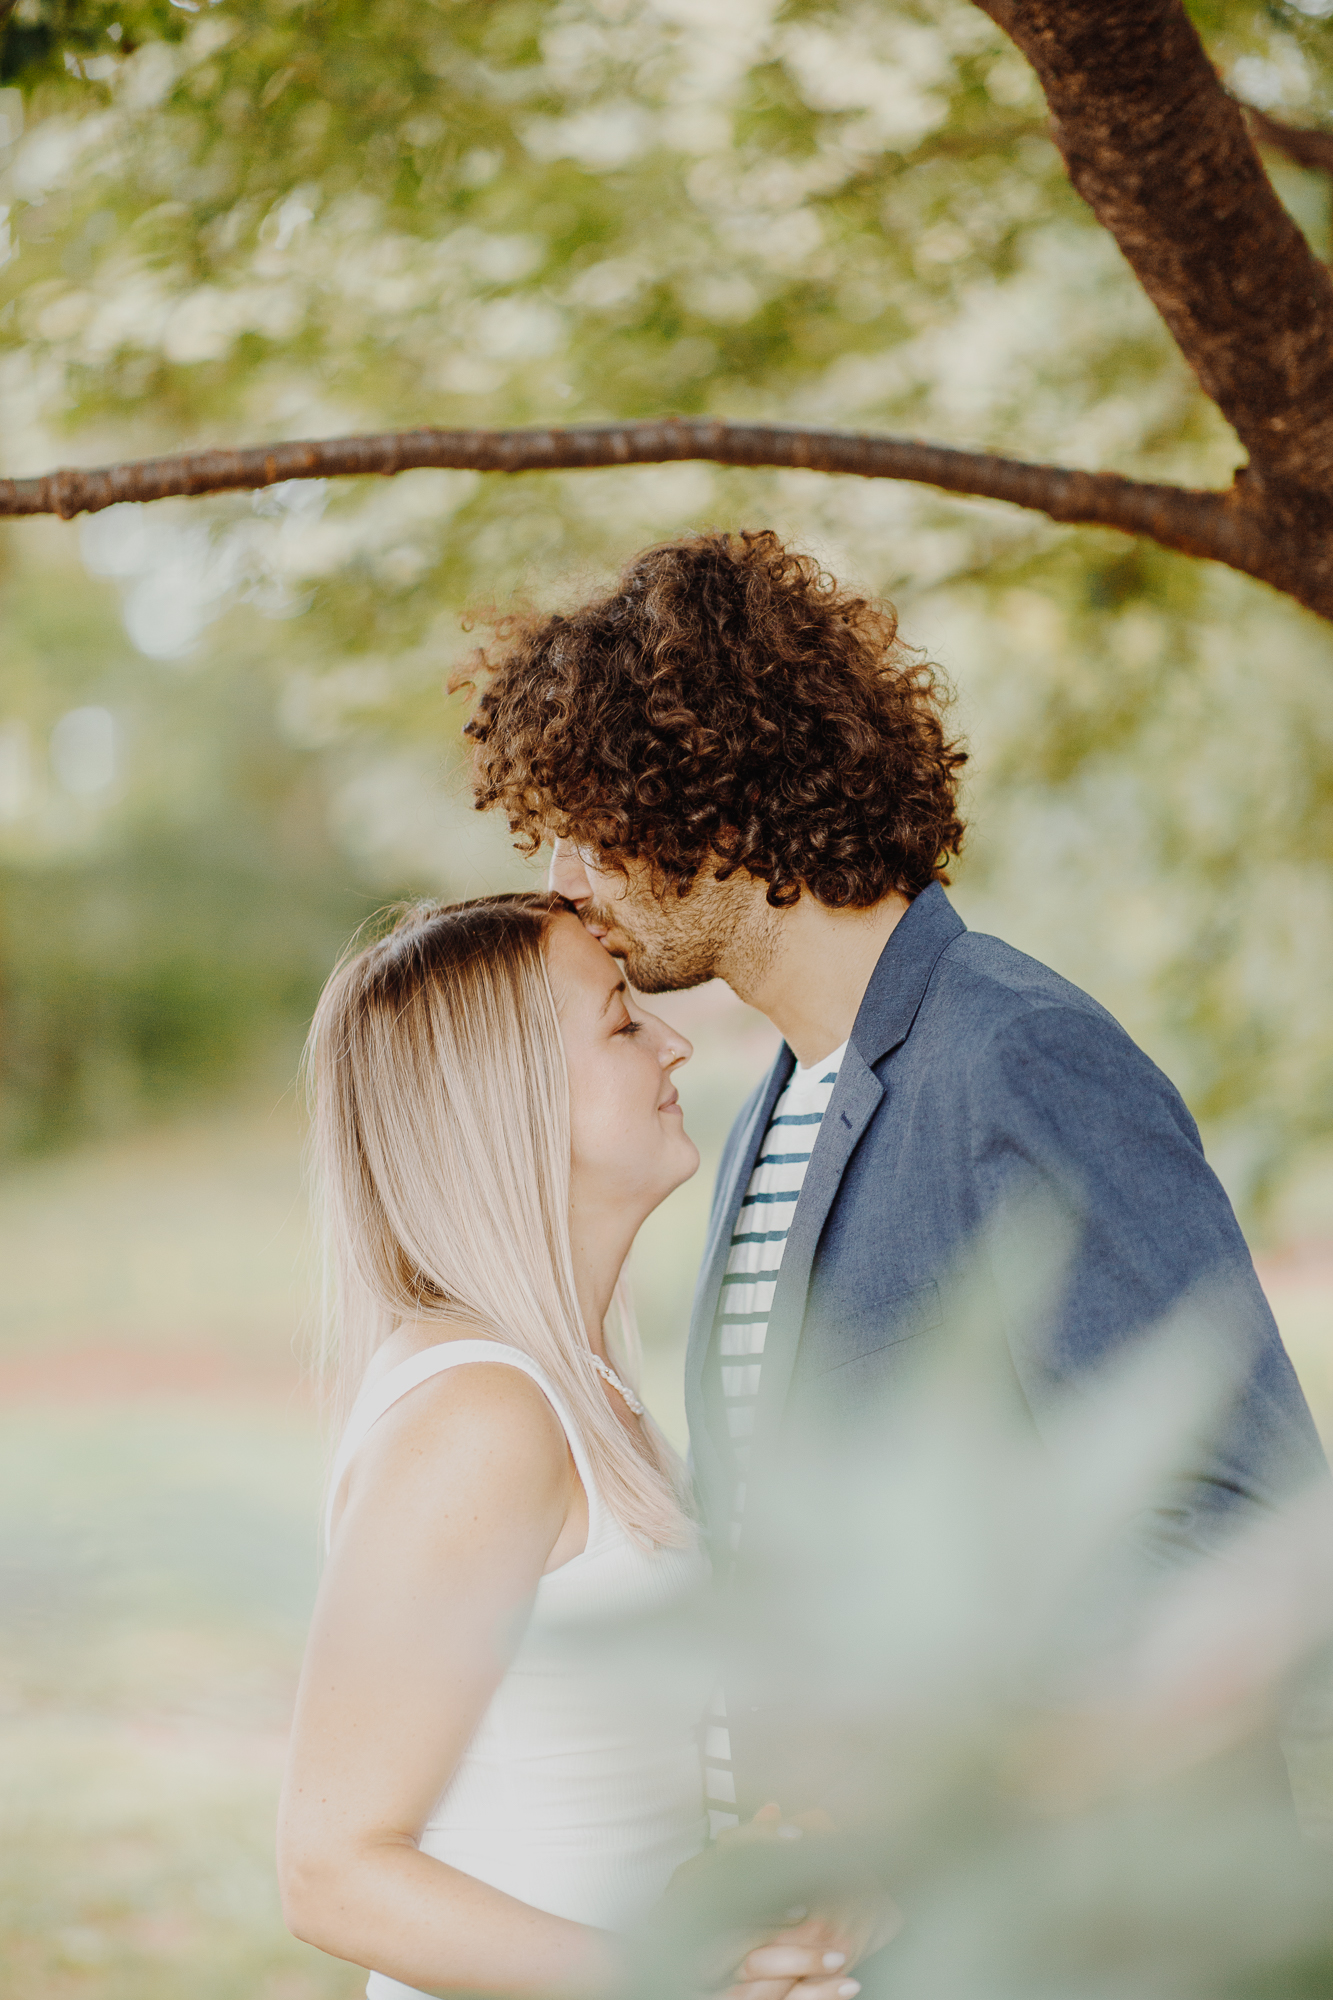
[324,1340,610,1555]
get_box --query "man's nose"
[548,838,592,903]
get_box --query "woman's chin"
[644,1141,701,1208]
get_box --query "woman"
[279,892,861,1999]
[278,889,711,1996]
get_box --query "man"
[463,527,1326,1983]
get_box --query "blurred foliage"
[0,0,191,89]
[0,535,387,1152]
[0,0,1331,1207]
[626,1243,1333,1996]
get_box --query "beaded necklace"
[589,1355,646,1416]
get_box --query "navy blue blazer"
[685,884,1326,1559]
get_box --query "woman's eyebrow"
[598,978,628,1017]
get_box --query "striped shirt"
[704,1040,846,1834]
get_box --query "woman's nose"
[548,838,592,903]
[661,1029,693,1069]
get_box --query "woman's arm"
[278,1361,617,1997]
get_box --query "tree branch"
[1,416,1314,602]
[972,0,1333,508]
[1242,103,1333,183]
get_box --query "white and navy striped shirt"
[704,1040,846,1833]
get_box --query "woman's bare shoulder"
[343,1350,573,1544]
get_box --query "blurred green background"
[2,0,1333,1992]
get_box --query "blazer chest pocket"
[811,1279,942,1378]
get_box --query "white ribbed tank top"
[325,1341,709,2000]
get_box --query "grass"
[0,1404,360,2000]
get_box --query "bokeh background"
[2,0,1333,1992]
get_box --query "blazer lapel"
[744,1045,883,1485]
[684,1048,791,1524]
[686,884,968,1526]
[746,885,967,1495]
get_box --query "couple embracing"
[277,531,1324,1998]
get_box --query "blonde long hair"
[305,892,691,1548]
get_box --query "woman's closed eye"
[616,1016,643,1037]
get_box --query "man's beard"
[584,896,720,994]
[584,879,779,1000]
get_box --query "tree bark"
[1242,104,1333,185]
[4,417,1327,611]
[974,0,1333,516]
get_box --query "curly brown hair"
[461,529,967,909]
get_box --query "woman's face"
[546,913,698,1231]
